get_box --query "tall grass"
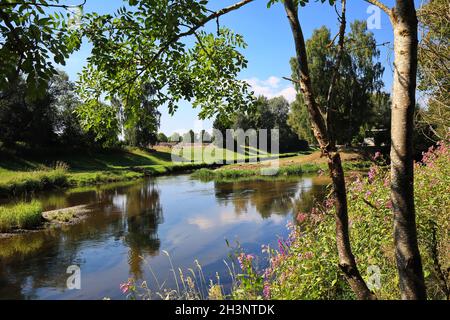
[0,169,69,198]
[0,200,43,232]
[119,251,237,300]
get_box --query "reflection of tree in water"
[121,182,163,279]
[292,180,329,215]
[0,179,164,298]
[213,177,328,219]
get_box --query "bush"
[234,141,450,300]
[0,200,43,232]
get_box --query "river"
[0,174,328,299]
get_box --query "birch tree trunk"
[390,0,426,300]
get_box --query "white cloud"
[244,76,296,103]
[188,209,286,230]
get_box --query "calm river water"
[0,174,328,299]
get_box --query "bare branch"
[326,0,347,137]
[364,0,393,20]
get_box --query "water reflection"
[213,177,318,218]
[0,174,328,300]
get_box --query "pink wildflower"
[120,279,133,294]
[373,151,382,160]
[296,212,307,223]
[386,200,393,209]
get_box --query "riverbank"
[0,145,298,198]
[192,150,372,180]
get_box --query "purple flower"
[237,253,254,270]
[368,166,377,182]
[263,283,271,299]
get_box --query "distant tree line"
[0,72,161,150]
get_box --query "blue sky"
[61,0,419,135]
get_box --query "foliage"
[417,0,450,141]
[288,22,387,145]
[76,100,120,147]
[213,95,307,152]
[76,1,252,140]
[0,0,82,97]
[169,132,181,143]
[157,133,169,143]
[0,71,104,148]
[0,76,57,146]
[0,200,43,232]
[234,141,450,299]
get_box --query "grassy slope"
[0,145,298,197]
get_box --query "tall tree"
[287,21,385,145]
[169,132,181,143]
[282,0,374,299]
[365,0,426,299]
[288,94,315,144]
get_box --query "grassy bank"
[0,201,43,232]
[0,145,298,198]
[191,150,373,181]
[192,163,323,180]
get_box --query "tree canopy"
[288,21,386,145]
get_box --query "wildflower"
[237,253,254,270]
[296,212,307,223]
[263,283,271,299]
[120,279,133,294]
[368,166,378,183]
[325,197,335,209]
[278,239,290,256]
[365,190,372,199]
[373,151,382,161]
[303,252,314,259]
[386,200,393,209]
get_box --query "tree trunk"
[284,0,375,300]
[391,0,426,300]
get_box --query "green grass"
[0,200,43,232]
[191,161,373,181]
[0,145,300,198]
[0,169,69,198]
[191,163,323,180]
